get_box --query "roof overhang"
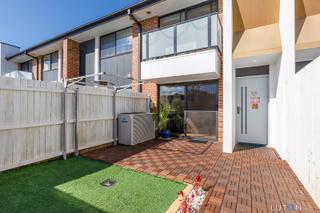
[6,52,32,63]
[7,0,207,62]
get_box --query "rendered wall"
[268,0,320,206]
[0,43,19,76]
[270,54,320,207]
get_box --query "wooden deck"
[83,139,319,213]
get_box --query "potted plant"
[157,102,171,139]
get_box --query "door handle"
[237,106,241,114]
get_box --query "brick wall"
[63,39,80,79]
[31,58,38,80]
[218,0,223,143]
[218,65,223,143]
[132,16,159,110]
[37,56,43,80]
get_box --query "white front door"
[236,75,269,145]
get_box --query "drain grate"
[100,179,116,188]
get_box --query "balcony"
[141,14,222,84]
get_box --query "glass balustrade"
[142,14,222,60]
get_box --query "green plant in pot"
[157,102,171,139]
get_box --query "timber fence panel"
[0,78,64,171]
[76,86,114,150]
[0,77,147,172]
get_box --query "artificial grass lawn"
[0,157,185,213]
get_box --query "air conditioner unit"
[118,113,155,146]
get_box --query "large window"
[43,51,58,71]
[100,28,132,59]
[186,82,218,110]
[159,1,217,28]
[159,81,219,133]
[21,60,32,72]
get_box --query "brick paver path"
[83,139,319,213]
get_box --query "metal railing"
[142,13,222,60]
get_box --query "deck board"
[83,139,319,213]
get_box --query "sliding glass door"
[159,81,218,136]
[159,85,185,133]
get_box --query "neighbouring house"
[0,42,20,76]
[3,0,320,206]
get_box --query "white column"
[274,0,296,158]
[94,36,100,81]
[223,0,236,153]
[58,48,63,82]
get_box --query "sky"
[0,0,140,50]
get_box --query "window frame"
[158,80,219,112]
[43,51,59,72]
[159,0,218,28]
[100,27,132,60]
[21,60,32,72]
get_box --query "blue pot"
[160,129,171,139]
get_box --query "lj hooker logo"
[270,203,302,212]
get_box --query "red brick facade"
[218,0,223,143]
[31,58,38,80]
[63,39,80,79]
[218,66,223,143]
[132,17,159,110]
[37,56,43,80]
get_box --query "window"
[21,60,32,72]
[51,51,58,70]
[43,54,51,71]
[186,4,212,20]
[160,12,184,28]
[43,51,59,71]
[100,28,132,58]
[186,82,218,111]
[159,1,217,28]
[159,81,219,133]
[100,34,115,58]
[116,28,132,54]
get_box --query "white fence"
[0,77,147,172]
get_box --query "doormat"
[238,142,266,147]
[189,137,208,143]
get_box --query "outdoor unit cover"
[118,113,155,146]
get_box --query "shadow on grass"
[0,157,109,213]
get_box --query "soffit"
[296,14,320,50]
[233,0,279,32]
[233,23,282,59]
[303,0,320,16]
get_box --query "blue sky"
[0,0,140,50]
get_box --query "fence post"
[63,81,68,160]
[74,88,79,156]
[112,90,117,145]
